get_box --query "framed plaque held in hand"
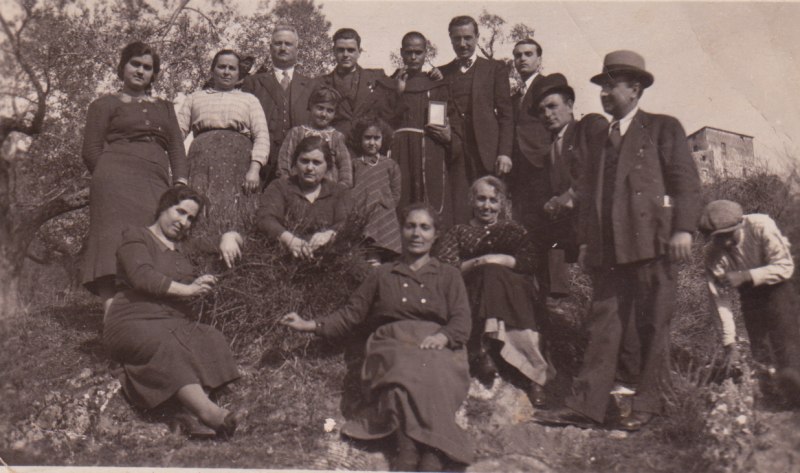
[427,101,447,126]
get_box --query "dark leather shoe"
[533,408,596,429]
[173,411,217,439]
[529,383,547,409]
[777,368,800,405]
[617,411,654,431]
[473,351,498,385]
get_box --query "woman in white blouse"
[177,50,270,234]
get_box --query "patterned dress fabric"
[435,220,551,385]
[177,89,270,234]
[351,154,402,254]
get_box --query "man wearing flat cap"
[536,50,702,431]
[701,200,800,403]
[531,73,607,296]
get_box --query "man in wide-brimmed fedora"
[529,73,607,298]
[535,50,702,431]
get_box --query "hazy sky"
[262,1,799,173]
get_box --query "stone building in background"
[688,126,755,184]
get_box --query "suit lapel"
[260,72,283,105]
[353,66,372,116]
[615,110,648,189]
[594,121,611,224]
[470,58,490,106]
[289,72,310,98]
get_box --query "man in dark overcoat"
[536,50,702,431]
[242,24,316,183]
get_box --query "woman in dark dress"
[104,187,240,439]
[177,49,269,235]
[256,136,351,260]
[435,176,552,407]
[281,203,474,472]
[81,41,188,314]
[378,32,458,228]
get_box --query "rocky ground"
[1,291,798,472]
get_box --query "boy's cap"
[699,200,744,236]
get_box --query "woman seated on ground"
[104,186,241,439]
[256,135,351,259]
[281,203,475,472]
[435,175,552,408]
[177,49,269,234]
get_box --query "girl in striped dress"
[350,118,402,263]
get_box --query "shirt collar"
[556,120,570,140]
[523,72,539,92]
[286,176,337,199]
[460,51,479,71]
[611,105,639,136]
[389,257,441,281]
[203,88,237,95]
[274,66,294,82]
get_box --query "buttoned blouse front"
[316,259,472,347]
[177,89,270,165]
[81,95,188,179]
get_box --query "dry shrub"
[188,214,371,361]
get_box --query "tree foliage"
[0,0,333,322]
[388,40,438,72]
[477,8,535,59]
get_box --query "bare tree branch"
[159,0,191,39]
[15,187,90,241]
[0,10,48,136]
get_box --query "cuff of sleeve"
[174,178,188,186]
[314,319,328,337]
[748,268,766,287]
[156,276,173,296]
[250,157,267,167]
[435,329,459,348]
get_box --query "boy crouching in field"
[701,199,800,403]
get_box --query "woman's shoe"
[173,411,217,439]
[529,382,547,408]
[217,409,241,439]
[473,350,498,386]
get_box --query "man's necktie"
[609,121,622,152]
[280,70,291,91]
[461,58,473,70]
[554,133,564,159]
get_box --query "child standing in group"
[350,117,402,263]
[277,86,353,187]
